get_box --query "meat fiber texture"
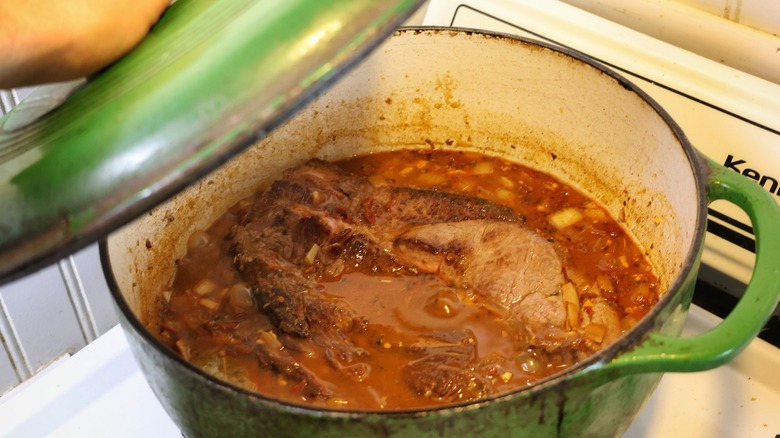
[229,159,572,401]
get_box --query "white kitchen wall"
[678,0,780,35]
[1,85,118,396]
[564,0,780,35]
[561,0,780,84]
[0,242,114,396]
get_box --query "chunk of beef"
[251,330,333,400]
[393,220,569,350]
[403,329,488,402]
[230,160,528,342]
[580,298,622,349]
[227,159,574,401]
[362,186,515,242]
[229,162,386,386]
[394,220,563,308]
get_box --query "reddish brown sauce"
[158,149,659,410]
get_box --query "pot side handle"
[600,155,780,376]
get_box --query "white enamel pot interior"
[103,28,707,437]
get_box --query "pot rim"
[100,26,708,417]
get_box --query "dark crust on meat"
[229,159,524,342]
[226,159,568,403]
[403,329,488,402]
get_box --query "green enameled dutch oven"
[100,29,780,437]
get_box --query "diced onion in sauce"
[193,279,217,296]
[562,282,578,305]
[472,162,494,175]
[583,323,607,343]
[550,207,583,229]
[304,243,320,266]
[417,173,447,186]
[198,297,220,311]
[414,159,428,169]
[227,283,253,313]
[187,230,210,249]
[596,275,615,294]
[562,282,580,330]
[583,202,609,222]
[495,188,514,201]
[257,330,283,351]
[499,176,514,189]
[367,175,387,187]
[175,339,191,360]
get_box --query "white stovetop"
[0,305,777,437]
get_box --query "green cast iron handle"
[599,154,780,376]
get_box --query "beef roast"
[228,159,571,401]
[230,159,528,337]
[393,220,564,309]
[403,329,487,402]
[393,219,571,352]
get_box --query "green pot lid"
[0,0,424,283]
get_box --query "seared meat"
[363,186,515,241]
[580,298,622,348]
[230,159,529,339]
[251,330,333,400]
[228,159,570,401]
[403,329,487,402]
[394,220,571,352]
[394,220,564,309]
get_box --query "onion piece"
[596,275,615,294]
[550,207,583,229]
[472,162,494,175]
[187,230,210,249]
[582,202,609,222]
[198,298,220,311]
[193,279,217,296]
[583,323,607,343]
[495,188,514,201]
[227,283,253,313]
[304,243,320,265]
[417,173,447,186]
[175,339,191,361]
[500,176,514,188]
[562,282,580,329]
[256,330,283,351]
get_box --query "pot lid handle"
[0,0,424,284]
